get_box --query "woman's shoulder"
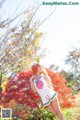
[41,73,48,76]
[30,75,35,79]
[41,74,48,79]
[41,73,45,77]
[42,74,50,80]
[30,75,35,81]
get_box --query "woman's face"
[37,66,42,74]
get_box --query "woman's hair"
[31,63,47,75]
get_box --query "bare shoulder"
[31,75,35,79]
[43,74,50,80]
[30,75,35,82]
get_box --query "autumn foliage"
[46,69,75,108]
[0,69,75,109]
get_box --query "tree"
[46,69,75,108]
[49,64,59,72]
[0,8,44,78]
[59,70,78,93]
[0,69,75,109]
[0,1,56,78]
[65,48,80,82]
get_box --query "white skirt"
[34,77,58,107]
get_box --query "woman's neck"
[36,73,41,77]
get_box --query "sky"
[1,0,80,71]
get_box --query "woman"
[30,64,64,120]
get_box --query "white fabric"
[33,74,58,107]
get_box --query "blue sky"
[1,0,80,71]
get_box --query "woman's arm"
[44,75,54,90]
[30,76,36,92]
